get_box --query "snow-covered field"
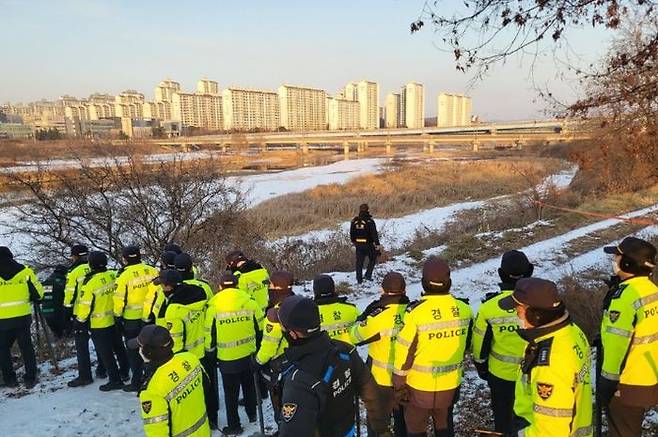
[2,157,657,435]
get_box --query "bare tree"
[2,154,248,270]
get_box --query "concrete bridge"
[152,119,592,154]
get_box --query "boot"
[99,381,126,392]
[67,377,93,387]
[221,425,244,436]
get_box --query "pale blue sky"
[0,0,611,120]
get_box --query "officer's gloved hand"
[598,376,619,406]
[392,373,410,406]
[114,316,124,334]
[249,355,262,373]
[474,361,489,381]
[72,319,87,335]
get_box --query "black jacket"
[278,332,388,437]
[349,213,379,246]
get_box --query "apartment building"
[115,90,146,119]
[437,92,472,127]
[222,87,279,131]
[401,82,424,128]
[384,92,401,128]
[278,85,327,131]
[327,97,359,130]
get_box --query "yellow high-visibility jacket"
[76,270,116,329]
[204,287,264,362]
[317,297,359,344]
[600,276,658,387]
[472,290,526,381]
[514,320,592,437]
[393,294,473,392]
[163,284,208,358]
[184,278,214,301]
[0,265,43,320]
[63,262,90,318]
[143,280,163,323]
[234,264,269,310]
[351,295,409,386]
[113,263,158,320]
[139,352,210,437]
[256,302,288,366]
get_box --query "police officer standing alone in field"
[392,257,472,437]
[599,237,658,437]
[352,271,410,436]
[130,324,211,437]
[313,274,359,344]
[472,250,532,434]
[499,277,592,437]
[276,295,392,437]
[350,204,381,284]
[113,245,159,392]
[0,246,44,389]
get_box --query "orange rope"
[531,200,658,226]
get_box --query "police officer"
[499,277,592,436]
[163,242,201,278]
[75,251,129,391]
[600,237,658,437]
[226,250,270,310]
[472,250,532,434]
[350,203,380,284]
[392,257,472,437]
[142,251,177,326]
[156,269,218,429]
[129,324,211,437]
[277,295,392,437]
[175,253,214,301]
[313,274,359,344]
[114,245,158,392]
[255,270,295,423]
[41,264,67,338]
[352,271,409,436]
[205,272,265,435]
[63,244,90,330]
[0,246,44,389]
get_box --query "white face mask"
[612,259,622,275]
[139,347,150,363]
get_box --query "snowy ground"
[2,159,658,435]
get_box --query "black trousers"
[0,324,37,383]
[122,319,143,387]
[110,325,129,377]
[487,373,516,433]
[607,397,646,437]
[201,355,219,426]
[90,327,123,383]
[221,367,256,428]
[355,245,377,283]
[74,327,105,380]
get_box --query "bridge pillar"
[428,142,435,154]
[385,140,393,155]
[260,142,267,152]
[515,140,524,150]
[472,140,479,152]
[343,141,350,158]
[301,142,309,154]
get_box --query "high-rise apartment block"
[437,93,472,127]
[222,87,280,131]
[115,90,146,119]
[400,82,424,128]
[356,80,379,130]
[196,78,219,95]
[327,97,359,130]
[385,93,402,128]
[278,85,327,131]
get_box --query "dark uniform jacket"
[350,213,380,247]
[278,332,388,437]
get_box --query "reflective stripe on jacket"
[114,263,158,320]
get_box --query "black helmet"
[174,253,193,273]
[88,251,108,270]
[160,251,177,269]
[163,242,182,255]
[122,245,141,261]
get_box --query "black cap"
[225,250,246,266]
[174,253,193,272]
[604,237,657,269]
[127,324,173,350]
[278,295,321,334]
[382,272,406,294]
[219,272,238,289]
[499,277,562,311]
[122,245,141,259]
[153,269,182,286]
[313,275,335,298]
[70,244,88,257]
[500,250,533,278]
[160,251,177,269]
[88,251,107,270]
[269,271,294,294]
[0,246,13,260]
[163,242,182,254]
[422,257,451,286]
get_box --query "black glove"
[598,376,619,406]
[250,355,262,372]
[474,361,489,381]
[72,319,87,334]
[114,316,124,334]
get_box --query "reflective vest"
[63,263,90,318]
[600,276,658,387]
[393,294,473,392]
[204,288,264,362]
[0,266,43,320]
[472,290,526,381]
[165,298,207,359]
[76,270,117,329]
[143,280,164,323]
[256,303,288,365]
[139,352,210,437]
[235,267,269,310]
[318,299,359,344]
[514,322,592,437]
[351,299,408,387]
[113,263,158,320]
[184,279,214,301]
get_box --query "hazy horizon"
[0,0,611,120]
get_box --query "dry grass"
[249,158,565,238]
